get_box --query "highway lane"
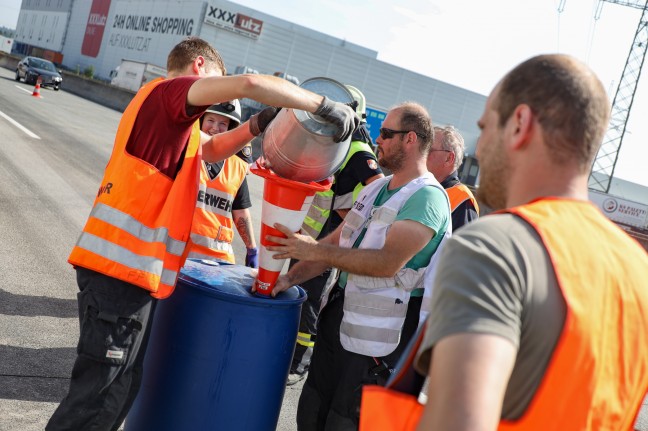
[0,67,301,431]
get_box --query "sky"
[0,0,646,187]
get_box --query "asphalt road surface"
[1,66,646,430]
[0,67,303,431]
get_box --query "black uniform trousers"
[290,265,330,375]
[296,284,422,431]
[46,267,158,431]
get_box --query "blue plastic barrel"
[125,259,306,431]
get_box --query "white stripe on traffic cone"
[251,165,331,296]
[32,76,42,98]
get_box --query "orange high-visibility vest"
[446,183,479,214]
[186,157,247,263]
[360,198,648,431]
[68,78,202,299]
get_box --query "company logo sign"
[204,3,263,40]
[590,190,648,228]
[602,198,618,213]
[82,0,112,57]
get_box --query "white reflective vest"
[338,173,450,357]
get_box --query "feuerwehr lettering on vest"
[197,190,233,213]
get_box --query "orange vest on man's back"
[446,183,479,214]
[68,78,201,299]
[499,198,648,430]
[360,198,648,430]
[186,157,247,263]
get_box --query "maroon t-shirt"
[125,76,209,179]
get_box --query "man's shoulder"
[338,149,382,183]
[454,213,541,251]
[408,182,446,204]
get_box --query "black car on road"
[15,56,63,91]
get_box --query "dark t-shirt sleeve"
[232,178,252,210]
[125,76,209,179]
[325,150,382,235]
[451,200,479,231]
[339,151,383,191]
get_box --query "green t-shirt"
[338,181,449,288]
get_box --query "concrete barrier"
[60,71,135,112]
[0,52,20,71]
[0,51,135,112]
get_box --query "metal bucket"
[261,77,354,182]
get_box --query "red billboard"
[82,0,111,57]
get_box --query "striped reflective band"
[340,321,401,344]
[313,193,334,208]
[344,292,408,318]
[91,203,186,256]
[190,233,234,254]
[296,332,315,347]
[76,232,178,286]
[332,191,354,210]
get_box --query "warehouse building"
[12,0,486,184]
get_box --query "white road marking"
[15,85,34,95]
[0,109,41,139]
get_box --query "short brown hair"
[394,102,434,153]
[495,54,609,171]
[167,37,226,75]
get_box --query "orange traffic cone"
[32,76,42,98]
[251,164,332,296]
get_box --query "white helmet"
[205,99,242,129]
[345,85,367,122]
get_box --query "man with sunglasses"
[286,86,384,387]
[264,102,450,430]
[426,125,479,230]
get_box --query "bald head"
[494,54,610,172]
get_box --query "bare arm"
[416,333,516,431]
[364,173,385,186]
[267,218,434,278]
[187,74,323,112]
[233,208,256,249]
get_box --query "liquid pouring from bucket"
[251,77,354,295]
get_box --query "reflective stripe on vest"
[187,156,247,264]
[302,140,376,238]
[68,78,201,298]
[446,183,480,214]
[339,173,449,357]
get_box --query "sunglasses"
[379,127,426,140]
[219,102,236,112]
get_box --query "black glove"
[314,96,360,143]
[249,106,280,136]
